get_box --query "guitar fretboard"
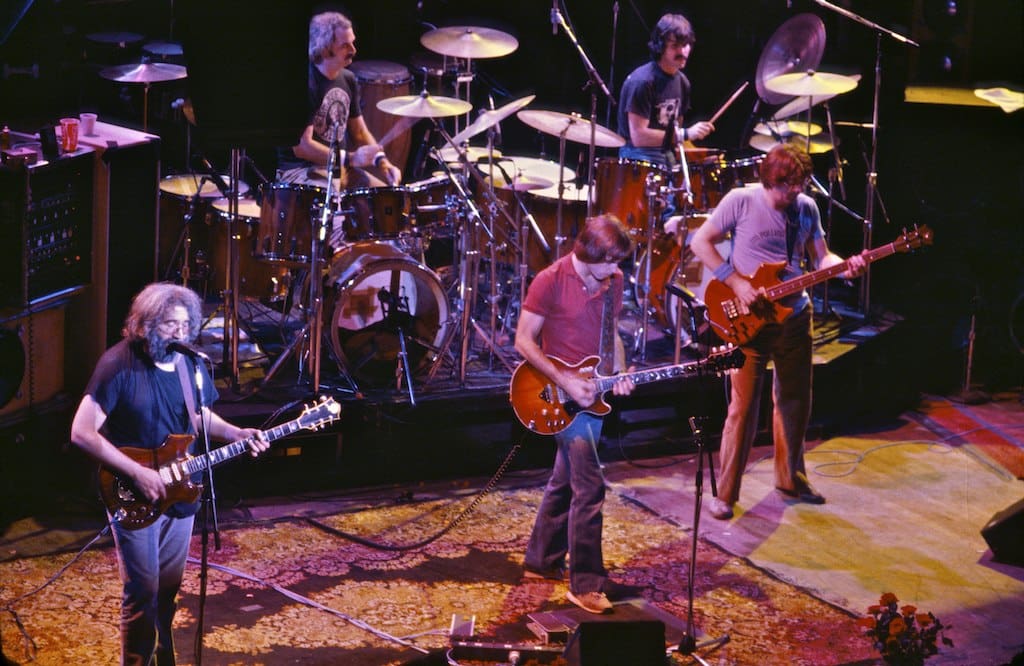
[180,418,309,476]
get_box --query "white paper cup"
[79,112,97,136]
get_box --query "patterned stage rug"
[0,487,880,665]
[610,422,1024,665]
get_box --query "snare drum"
[324,241,451,387]
[256,182,325,265]
[209,198,290,302]
[337,186,410,240]
[404,175,455,234]
[349,60,412,172]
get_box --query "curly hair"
[759,143,813,188]
[309,12,352,65]
[122,282,202,343]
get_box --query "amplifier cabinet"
[0,151,94,307]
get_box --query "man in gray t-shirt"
[689,144,866,521]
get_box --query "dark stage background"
[1,0,1021,391]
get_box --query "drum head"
[326,242,449,387]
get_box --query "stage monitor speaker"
[174,0,313,150]
[981,497,1024,566]
[564,619,665,666]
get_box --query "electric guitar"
[705,225,933,346]
[510,347,744,436]
[99,396,342,530]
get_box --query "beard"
[145,331,176,364]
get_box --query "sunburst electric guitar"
[510,347,744,436]
[99,396,342,530]
[704,225,933,346]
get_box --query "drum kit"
[152,12,872,398]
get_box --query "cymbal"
[486,155,575,190]
[436,145,502,163]
[753,119,823,137]
[450,94,535,146]
[376,92,472,118]
[774,74,862,119]
[486,174,553,192]
[765,70,859,98]
[516,110,625,148]
[420,26,518,59]
[749,132,836,155]
[100,62,187,84]
[756,14,826,105]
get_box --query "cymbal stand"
[816,100,845,321]
[221,148,244,389]
[810,0,919,317]
[260,125,343,393]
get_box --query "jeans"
[110,512,195,666]
[524,412,608,595]
[716,307,813,505]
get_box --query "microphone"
[168,341,210,362]
[551,0,558,35]
[487,95,501,143]
[196,155,232,197]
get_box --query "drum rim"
[595,156,668,170]
[348,59,413,84]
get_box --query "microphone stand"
[190,356,219,665]
[811,0,918,318]
[552,3,616,221]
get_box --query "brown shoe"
[776,472,826,505]
[522,566,567,582]
[566,590,613,614]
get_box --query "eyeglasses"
[157,319,190,335]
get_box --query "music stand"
[175,0,312,390]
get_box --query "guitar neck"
[593,359,703,393]
[177,418,303,477]
[766,242,895,301]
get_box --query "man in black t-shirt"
[71,282,268,666]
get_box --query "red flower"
[879,592,899,606]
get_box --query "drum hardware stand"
[672,416,730,665]
[377,288,418,405]
[165,176,208,285]
[810,0,918,319]
[667,280,704,365]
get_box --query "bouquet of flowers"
[858,593,953,664]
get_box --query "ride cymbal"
[765,70,859,98]
[450,94,535,146]
[420,26,518,59]
[749,132,836,155]
[100,62,187,84]
[753,119,824,137]
[774,74,863,119]
[516,110,625,148]
[377,92,473,118]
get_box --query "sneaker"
[708,497,734,520]
[522,566,567,582]
[566,590,613,614]
[776,472,826,505]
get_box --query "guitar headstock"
[298,396,342,431]
[894,224,933,253]
[705,344,745,375]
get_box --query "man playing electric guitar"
[689,144,866,521]
[70,282,269,666]
[514,215,635,615]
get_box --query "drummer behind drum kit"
[154,13,866,396]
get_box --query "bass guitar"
[99,396,341,530]
[704,225,932,346]
[510,347,744,436]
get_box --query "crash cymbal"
[376,92,473,118]
[486,174,553,192]
[753,119,824,137]
[774,74,863,119]
[485,155,574,190]
[437,145,503,164]
[749,132,836,155]
[517,110,626,148]
[756,14,826,105]
[450,94,535,146]
[100,62,187,84]
[420,26,518,59]
[765,70,859,98]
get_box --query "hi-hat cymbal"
[377,92,473,118]
[517,110,626,148]
[753,119,824,137]
[756,14,826,105]
[450,94,535,146]
[100,62,187,84]
[749,132,836,155]
[765,70,859,98]
[420,26,518,59]
[774,74,863,119]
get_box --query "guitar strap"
[785,203,802,266]
[175,357,201,435]
[598,285,616,375]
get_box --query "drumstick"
[377,116,417,148]
[709,81,749,125]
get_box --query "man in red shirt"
[515,215,636,614]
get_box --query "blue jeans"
[524,412,608,595]
[110,512,195,666]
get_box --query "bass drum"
[325,241,450,387]
[635,233,730,333]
